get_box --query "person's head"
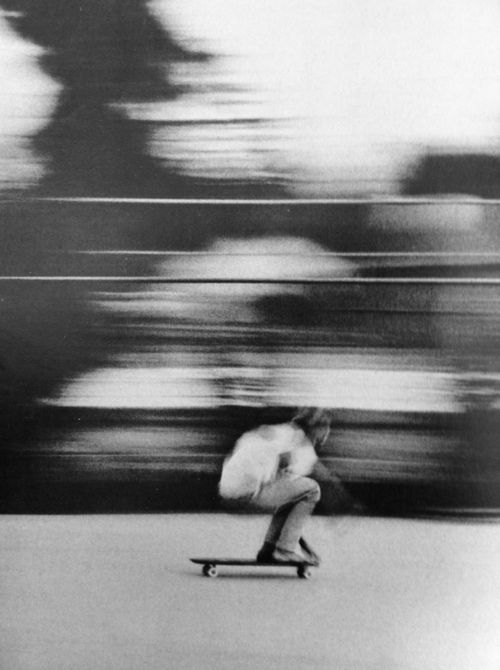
[292,407,332,450]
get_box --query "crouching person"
[218,407,332,565]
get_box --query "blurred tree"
[402,152,500,199]
[0,0,208,197]
[0,0,204,434]
[0,0,288,436]
[0,0,287,198]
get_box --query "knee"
[305,479,321,503]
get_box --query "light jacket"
[218,422,317,500]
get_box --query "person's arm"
[310,459,363,513]
[286,441,318,476]
[310,459,334,482]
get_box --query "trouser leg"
[275,486,320,551]
[263,507,289,545]
[253,476,321,552]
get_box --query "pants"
[249,475,321,552]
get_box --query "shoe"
[256,542,275,563]
[299,537,321,566]
[272,547,310,564]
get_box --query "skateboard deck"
[190,557,314,579]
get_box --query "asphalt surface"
[1,514,499,670]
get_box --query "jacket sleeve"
[286,441,318,476]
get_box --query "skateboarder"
[218,407,332,565]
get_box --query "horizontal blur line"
[147,117,273,126]
[60,250,500,258]
[3,197,500,205]
[2,277,500,285]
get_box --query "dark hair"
[292,407,331,432]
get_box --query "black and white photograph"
[1,1,499,668]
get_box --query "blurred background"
[0,0,499,515]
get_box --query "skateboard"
[190,557,314,579]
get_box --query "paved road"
[1,514,499,670]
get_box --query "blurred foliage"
[403,152,500,199]
[0,0,209,196]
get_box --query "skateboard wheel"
[297,565,312,579]
[202,563,218,578]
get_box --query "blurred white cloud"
[149,0,500,194]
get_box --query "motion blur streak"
[0,0,499,515]
[1,198,499,515]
